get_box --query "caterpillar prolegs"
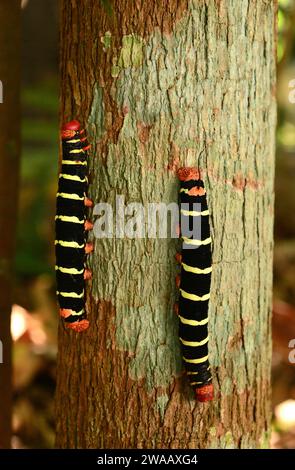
[176,168,214,402]
[55,120,93,332]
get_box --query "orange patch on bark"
[232,174,260,191]
[137,121,153,144]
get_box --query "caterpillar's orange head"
[177,167,200,182]
[61,120,81,139]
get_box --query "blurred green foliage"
[16,80,58,278]
[277,0,295,123]
[278,0,295,62]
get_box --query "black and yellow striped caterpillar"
[55,120,93,332]
[176,167,214,402]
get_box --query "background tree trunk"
[0,0,21,449]
[56,0,277,448]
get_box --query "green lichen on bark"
[101,31,112,49]
[118,34,145,68]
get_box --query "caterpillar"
[175,167,214,402]
[55,120,93,332]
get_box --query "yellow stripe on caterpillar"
[56,192,84,201]
[59,174,87,183]
[57,291,84,298]
[187,371,199,375]
[182,236,211,246]
[55,215,84,224]
[66,139,81,143]
[190,377,212,385]
[69,309,84,316]
[62,160,87,165]
[183,355,208,364]
[182,263,212,274]
[180,289,210,302]
[69,149,84,154]
[55,266,84,275]
[180,336,209,347]
[55,240,84,249]
[181,209,209,216]
[179,315,208,326]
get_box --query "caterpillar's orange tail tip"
[177,167,200,182]
[66,319,90,332]
[195,384,214,402]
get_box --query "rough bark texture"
[56,0,277,448]
[0,0,21,449]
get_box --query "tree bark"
[56,0,277,448]
[0,0,21,449]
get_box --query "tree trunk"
[56,0,277,448]
[0,0,21,449]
